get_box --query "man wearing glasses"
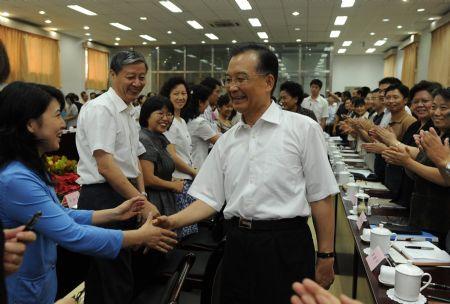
[155,43,338,303]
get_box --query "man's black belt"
[225,216,307,231]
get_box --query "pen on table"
[405,246,434,250]
[429,282,450,290]
[427,295,450,303]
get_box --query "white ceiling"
[1,0,449,55]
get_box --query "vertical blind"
[0,25,60,86]
[428,22,449,86]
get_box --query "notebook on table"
[392,241,450,266]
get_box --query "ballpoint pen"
[404,246,434,250]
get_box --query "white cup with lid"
[334,161,346,172]
[370,224,396,254]
[379,265,395,285]
[394,261,432,301]
[346,182,360,204]
[336,171,352,185]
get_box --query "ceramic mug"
[346,182,360,203]
[336,171,352,185]
[395,263,432,301]
[334,161,346,172]
[379,265,395,285]
[370,224,396,254]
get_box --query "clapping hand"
[112,196,146,221]
[382,146,412,166]
[291,279,362,304]
[419,128,450,168]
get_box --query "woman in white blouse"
[182,84,220,170]
[160,77,198,238]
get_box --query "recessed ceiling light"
[257,32,268,39]
[167,30,172,34]
[295,27,300,31]
[39,10,46,15]
[142,41,147,45]
[201,40,205,44]
[115,37,120,41]
[382,18,389,22]
[366,48,376,53]
[45,19,52,24]
[292,11,300,16]
[342,41,352,46]
[232,40,237,43]
[205,33,219,40]
[85,33,91,36]
[49,28,58,31]
[114,43,119,46]
[428,17,441,21]
[374,40,386,46]
[402,0,408,2]
[417,8,425,12]
[187,20,204,29]
[296,39,302,42]
[370,32,375,35]
[110,22,132,31]
[140,34,157,41]
[171,41,176,44]
[88,38,93,41]
[397,25,403,29]
[263,39,269,43]
[67,5,97,16]
[83,26,90,30]
[248,18,261,27]
[383,37,388,40]
[338,48,347,54]
[330,30,341,38]
[159,1,183,13]
[341,0,355,8]
[334,16,348,25]
[235,0,252,10]
[140,17,147,20]
[1,12,10,17]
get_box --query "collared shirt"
[389,111,417,140]
[188,102,339,220]
[201,105,220,132]
[164,117,194,180]
[326,102,338,125]
[76,87,146,185]
[187,116,218,169]
[0,161,122,303]
[379,106,412,128]
[302,95,329,120]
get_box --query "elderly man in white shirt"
[303,79,329,130]
[155,44,339,304]
[76,51,161,304]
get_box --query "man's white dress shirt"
[188,102,339,220]
[76,87,146,185]
[302,95,329,121]
[187,116,217,170]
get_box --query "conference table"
[333,145,450,304]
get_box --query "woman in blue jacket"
[0,82,177,304]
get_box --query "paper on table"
[343,158,366,163]
[392,241,450,263]
[341,153,360,157]
[355,181,389,191]
[349,169,372,178]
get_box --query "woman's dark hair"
[200,77,221,91]
[217,94,231,108]
[342,91,351,101]
[434,87,450,102]
[139,96,174,128]
[159,76,189,99]
[181,84,212,122]
[353,98,366,107]
[280,81,304,104]
[0,40,10,83]
[0,81,65,184]
[410,80,442,100]
[65,93,78,104]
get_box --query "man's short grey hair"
[110,50,148,74]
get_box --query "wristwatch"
[317,252,335,259]
[141,191,148,198]
[445,162,450,176]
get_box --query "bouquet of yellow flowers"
[46,155,77,175]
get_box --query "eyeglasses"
[156,112,174,119]
[222,73,268,87]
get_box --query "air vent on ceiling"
[209,20,240,28]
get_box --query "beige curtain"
[0,24,60,86]
[85,48,109,90]
[428,22,449,86]
[384,54,396,77]
[401,42,418,88]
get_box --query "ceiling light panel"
[159,1,182,13]
[257,32,268,39]
[366,48,376,53]
[67,5,97,16]
[140,34,157,41]
[110,22,132,31]
[342,41,352,46]
[235,0,252,10]
[205,33,219,40]
[187,20,204,29]
[248,18,261,27]
[334,16,348,25]
[341,0,355,8]
[330,30,341,38]
[374,40,386,46]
